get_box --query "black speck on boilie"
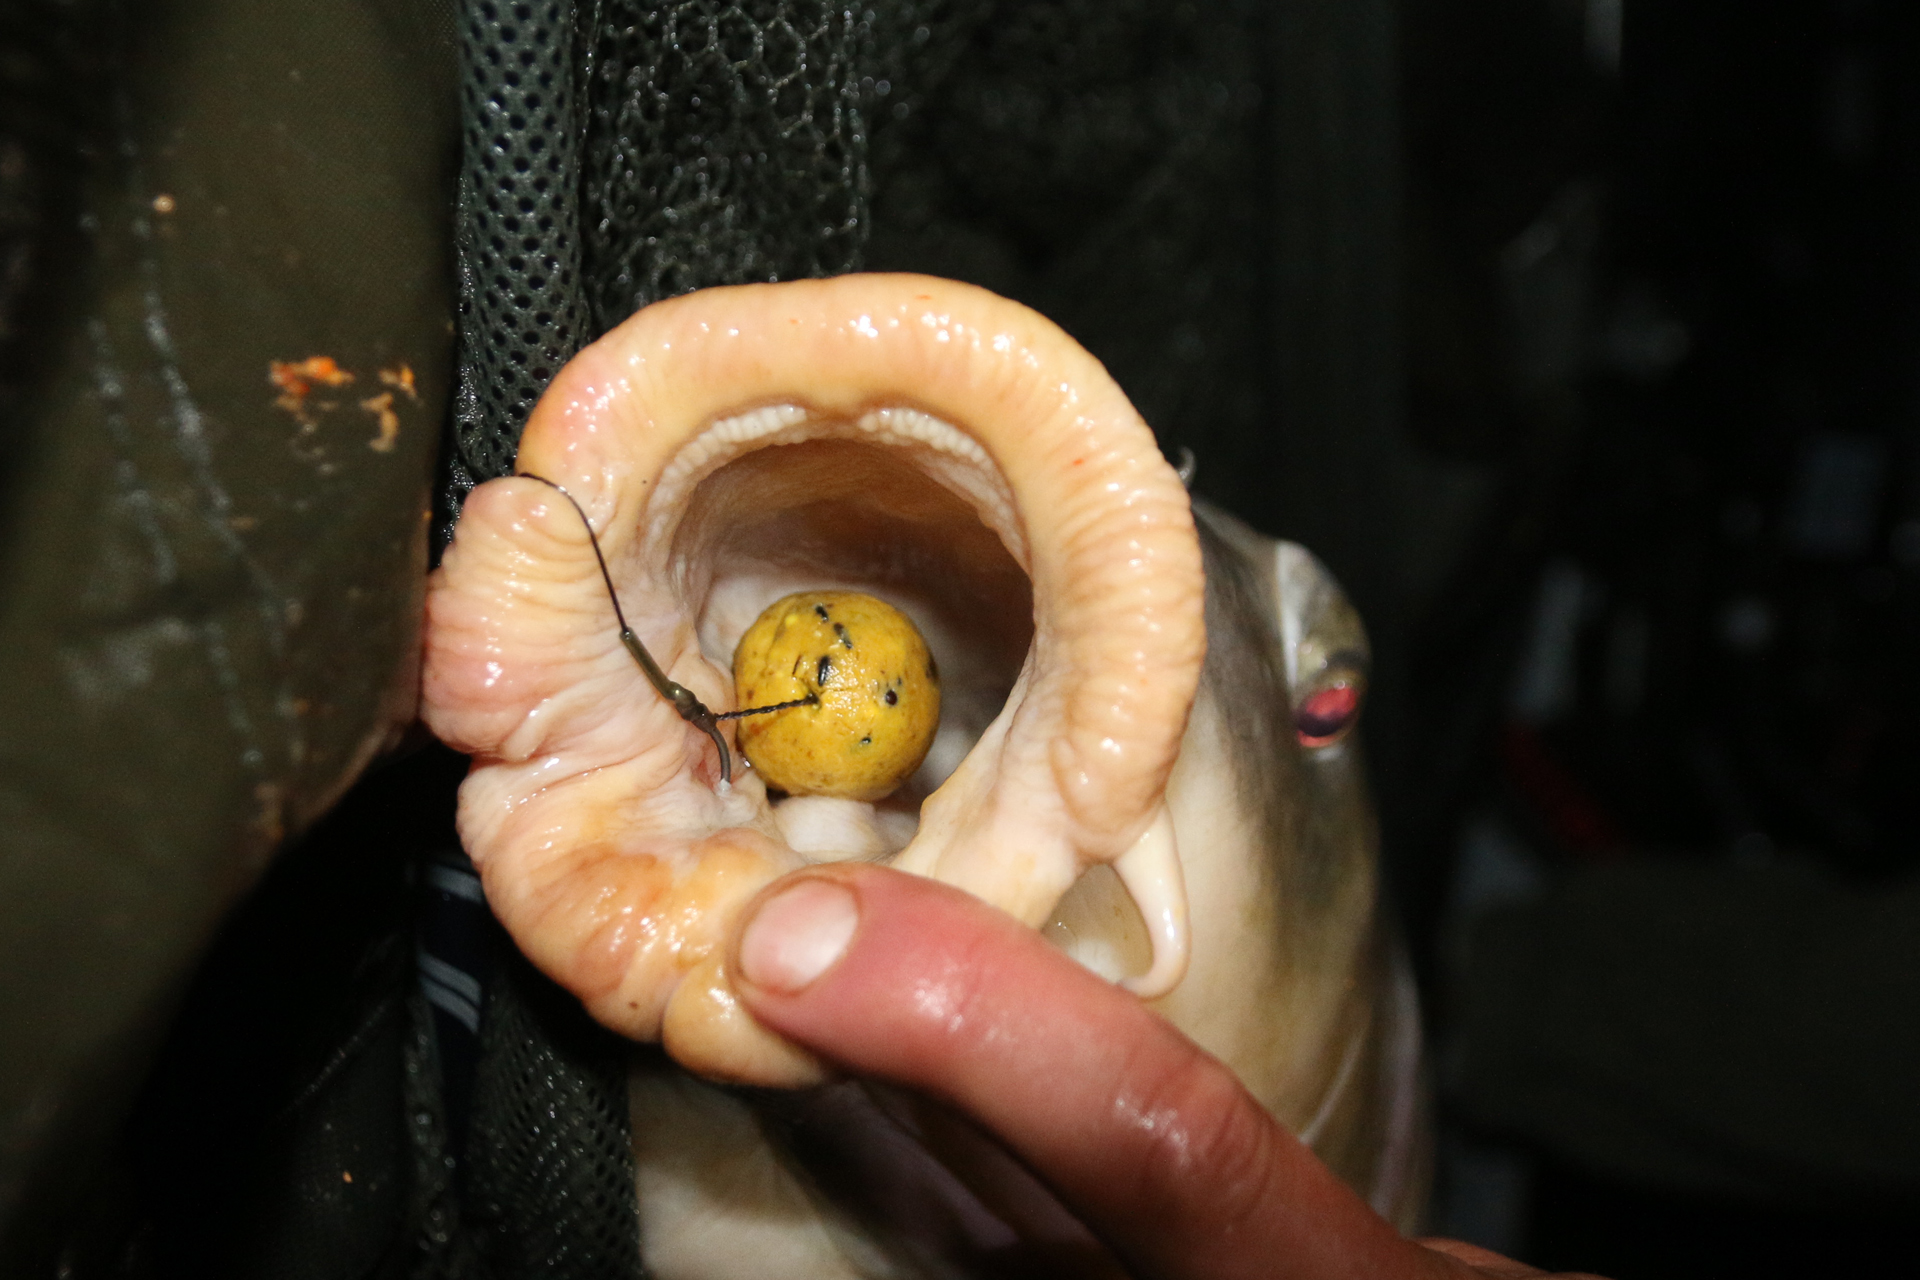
[817,654,832,685]
[834,622,852,649]
[814,604,830,621]
[884,688,898,706]
[860,735,872,746]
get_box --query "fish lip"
[521,274,1204,867]
[428,275,1205,1076]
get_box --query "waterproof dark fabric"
[0,0,458,1269]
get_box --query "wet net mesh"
[449,956,645,1278]
[433,0,1269,1270]
[580,2,871,329]
[446,0,1268,519]
[448,0,594,492]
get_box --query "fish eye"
[1294,680,1361,747]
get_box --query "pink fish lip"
[421,274,1205,1083]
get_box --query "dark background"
[1385,1,1920,1275]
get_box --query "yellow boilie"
[731,591,940,801]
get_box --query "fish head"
[425,271,1419,1220]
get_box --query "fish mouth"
[422,275,1204,1084]
[665,404,1035,836]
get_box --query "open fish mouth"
[422,275,1205,1084]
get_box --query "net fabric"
[450,0,594,492]
[459,953,646,1278]
[404,951,646,1280]
[449,0,948,508]
[447,0,1270,514]
[861,0,1271,509]
[580,1,874,331]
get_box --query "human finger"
[727,863,1458,1280]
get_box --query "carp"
[422,274,1424,1276]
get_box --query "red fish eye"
[1295,682,1360,747]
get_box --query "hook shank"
[515,472,737,784]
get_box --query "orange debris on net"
[270,355,354,396]
[270,356,356,426]
[378,363,418,401]
[360,392,400,452]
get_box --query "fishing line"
[515,472,813,784]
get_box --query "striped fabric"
[416,847,498,1159]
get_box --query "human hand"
[727,863,1607,1280]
